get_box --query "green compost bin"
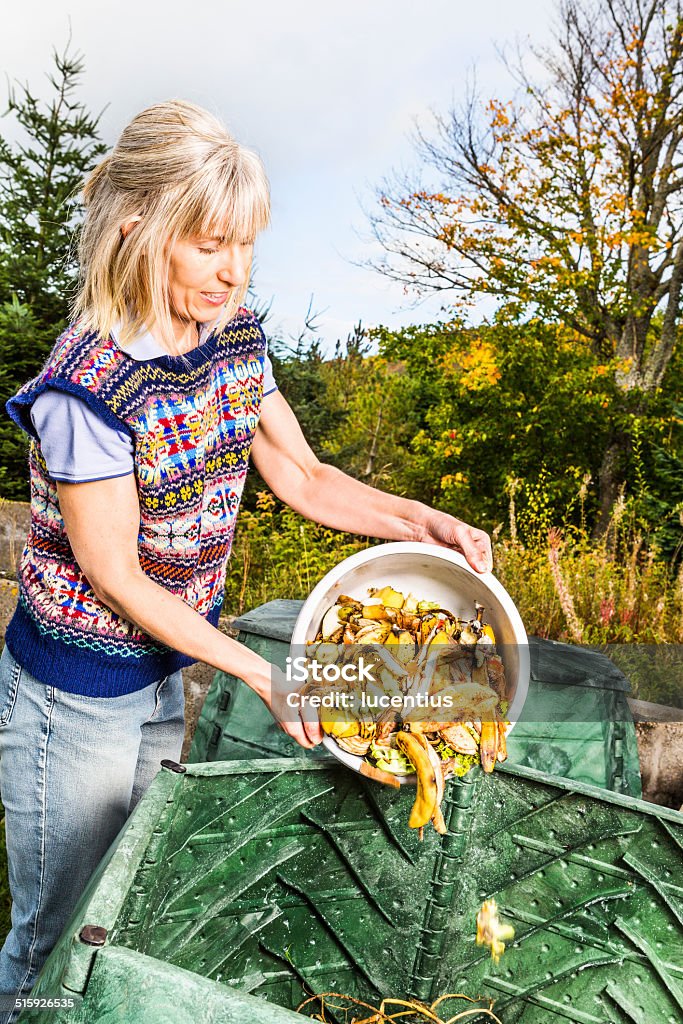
[21,757,683,1023]
[189,600,642,797]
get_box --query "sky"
[2,0,553,351]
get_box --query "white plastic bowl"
[290,542,530,782]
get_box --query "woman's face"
[167,236,254,331]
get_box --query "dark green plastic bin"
[21,757,681,1023]
[189,600,642,797]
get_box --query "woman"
[0,100,492,1015]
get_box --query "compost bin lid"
[232,599,305,643]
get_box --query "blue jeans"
[0,645,185,1022]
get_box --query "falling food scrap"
[476,899,516,964]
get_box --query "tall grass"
[224,491,371,614]
[494,531,682,645]
[495,532,682,707]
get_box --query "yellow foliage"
[459,339,502,391]
[255,490,276,514]
[440,337,502,391]
[440,472,468,489]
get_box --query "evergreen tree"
[0,44,106,499]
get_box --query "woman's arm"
[250,392,493,573]
[56,475,322,748]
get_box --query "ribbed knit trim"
[6,378,135,443]
[4,600,222,697]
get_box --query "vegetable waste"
[476,899,516,964]
[305,586,511,836]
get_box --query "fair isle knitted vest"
[5,308,266,697]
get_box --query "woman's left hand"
[420,509,493,574]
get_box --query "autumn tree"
[367,0,683,533]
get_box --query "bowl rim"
[292,541,528,645]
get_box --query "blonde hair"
[73,100,271,353]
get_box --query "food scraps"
[476,899,516,963]
[302,587,511,836]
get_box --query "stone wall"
[0,500,29,577]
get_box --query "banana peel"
[422,737,447,835]
[476,899,515,963]
[496,715,508,763]
[321,707,375,741]
[394,630,417,665]
[396,731,438,829]
[479,720,498,772]
[480,719,509,772]
[440,723,479,756]
[430,803,447,835]
[395,731,447,835]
